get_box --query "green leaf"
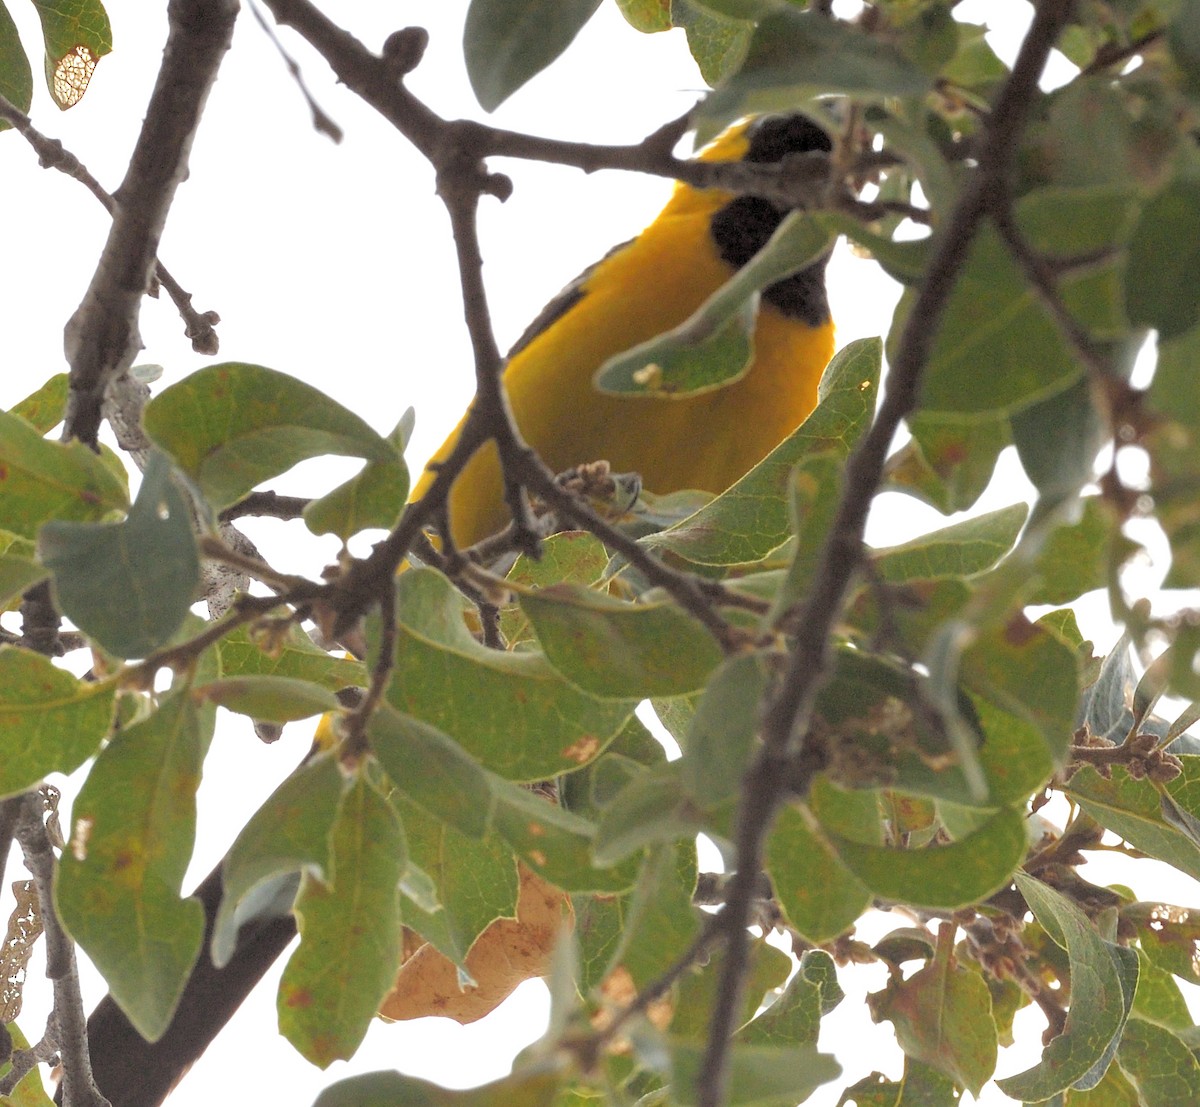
[0,646,113,797]
[883,411,1010,515]
[1068,759,1200,881]
[1131,949,1193,1031]
[595,214,833,397]
[29,0,111,109]
[278,770,405,1068]
[687,0,782,18]
[0,1020,55,1106]
[142,363,396,511]
[194,675,339,722]
[767,450,844,619]
[1066,1062,1142,1106]
[1170,2,1200,94]
[942,21,1007,90]
[56,693,210,1042]
[596,842,698,990]
[369,704,494,839]
[1127,901,1200,987]
[215,623,366,690]
[1126,178,1200,339]
[998,873,1138,1101]
[1035,79,1171,190]
[868,933,997,1095]
[0,551,47,608]
[680,652,769,804]
[668,1039,841,1105]
[671,0,753,87]
[873,503,1027,584]
[596,295,757,398]
[593,762,704,865]
[501,530,609,644]
[0,2,33,129]
[0,409,129,540]
[8,373,67,433]
[894,225,1087,417]
[704,9,928,119]
[614,0,671,33]
[1117,1017,1200,1105]
[671,941,793,1040]
[387,569,634,781]
[739,950,843,1047]
[767,804,871,942]
[303,452,410,541]
[39,452,199,659]
[959,616,1080,767]
[829,807,1027,910]
[212,752,343,966]
[391,795,518,967]
[519,583,724,698]
[1013,378,1109,521]
[1027,497,1136,606]
[819,211,930,285]
[489,779,636,892]
[313,1067,563,1107]
[644,337,880,566]
[463,0,603,111]
[371,705,634,893]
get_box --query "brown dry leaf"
[380,864,573,1024]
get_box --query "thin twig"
[341,573,396,758]
[258,1,831,208]
[696,3,1078,1102]
[1080,29,1163,76]
[218,490,313,522]
[14,794,110,1107]
[247,0,342,141]
[0,92,220,357]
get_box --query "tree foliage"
[3,1,1200,1106]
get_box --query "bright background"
[0,2,1193,1104]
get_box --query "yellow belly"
[413,192,835,548]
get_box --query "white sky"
[1,2,1196,1105]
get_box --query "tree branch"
[63,0,239,446]
[15,793,109,1107]
[0,92,221,357]
[696,3,1078,1102]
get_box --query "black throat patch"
[708,114,833,327]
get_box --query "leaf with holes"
[29,0,111,109]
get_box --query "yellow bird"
[412,113,837,549]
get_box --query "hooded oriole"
[412,113,836,548]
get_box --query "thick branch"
[696,2,1078,1103]
[63,0,238,446]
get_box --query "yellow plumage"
[412,115,837,548]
